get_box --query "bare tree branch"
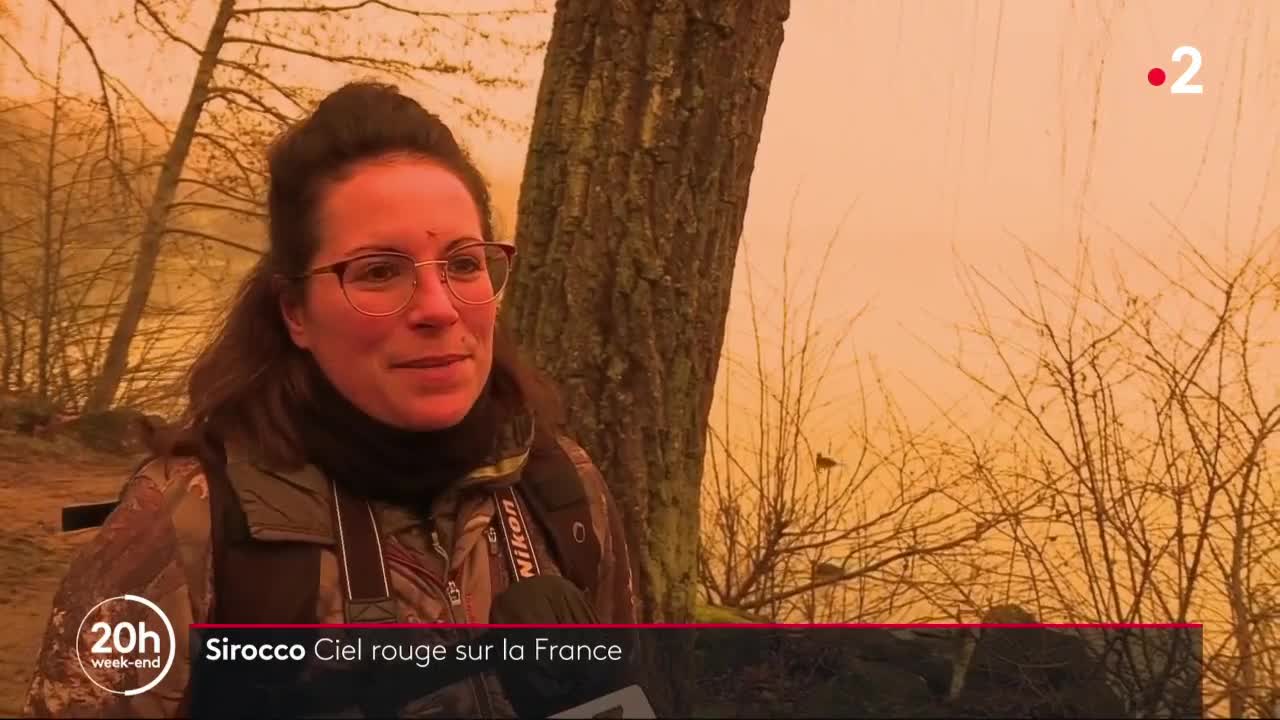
[231,1,542,19]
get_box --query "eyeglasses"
[296,241,516,317]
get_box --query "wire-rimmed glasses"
[296,240,516,317]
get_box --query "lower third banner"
[187,624,1202,718]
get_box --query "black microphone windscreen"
[490,574,602,625]
[488,576,636,719]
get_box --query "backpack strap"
[328,479,398,623]
[206,464,398,625]
[206,462,321,624]
[502,437,603,600]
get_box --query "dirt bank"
[0,431,137,715]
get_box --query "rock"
[954,620,1126,718]
[693,624,960,717]
[981,604,1037,624]
[1089,625,1203,718]
[695,602,770,624]
[687,603,1197,717]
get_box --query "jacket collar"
[222,415,535,543]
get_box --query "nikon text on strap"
[329,479,398,623]
[493,486,542,582]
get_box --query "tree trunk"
[37,54,64,400]
[1226,474,1256,719]
[84,0,236,412]
[0,223,11,389]
[507,1,789,714]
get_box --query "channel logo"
[1148,45,1204,94]
[75,594,176,696]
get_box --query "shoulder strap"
[206,463,321,624]
[198,468,400,717]
[507,438,603,599]
[327,479,398,623]
[206,463,399,625]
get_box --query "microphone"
[488,575,653,719]
[546,685,657,719]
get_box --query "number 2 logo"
[1170,46,1203,94]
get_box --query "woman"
[23,81,635,718]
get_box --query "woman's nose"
[404,264,459,326]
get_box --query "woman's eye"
[448,255,483,275]
[351,260,402,283]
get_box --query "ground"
[0,430,136,715]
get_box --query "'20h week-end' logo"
[76,595,176,696]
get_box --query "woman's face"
[281,156,497,431]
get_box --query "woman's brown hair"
[148,81,562,468]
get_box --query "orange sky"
[4,0,1279,431]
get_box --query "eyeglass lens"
[340,245,510,314]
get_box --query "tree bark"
[0,222,11,389]
[507,1,789,713]
[84,0,236,412]
[37,62,63,400]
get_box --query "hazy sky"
[5,0,1279,431]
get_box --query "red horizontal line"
[190,622,1202,630]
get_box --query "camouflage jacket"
[22,435,636,718]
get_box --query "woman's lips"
[391,353,469,368]
[390,354,470,385]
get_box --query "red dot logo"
[1148,68,1166,86]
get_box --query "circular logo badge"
[75,594,176,696]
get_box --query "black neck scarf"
[297,360,507,508]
